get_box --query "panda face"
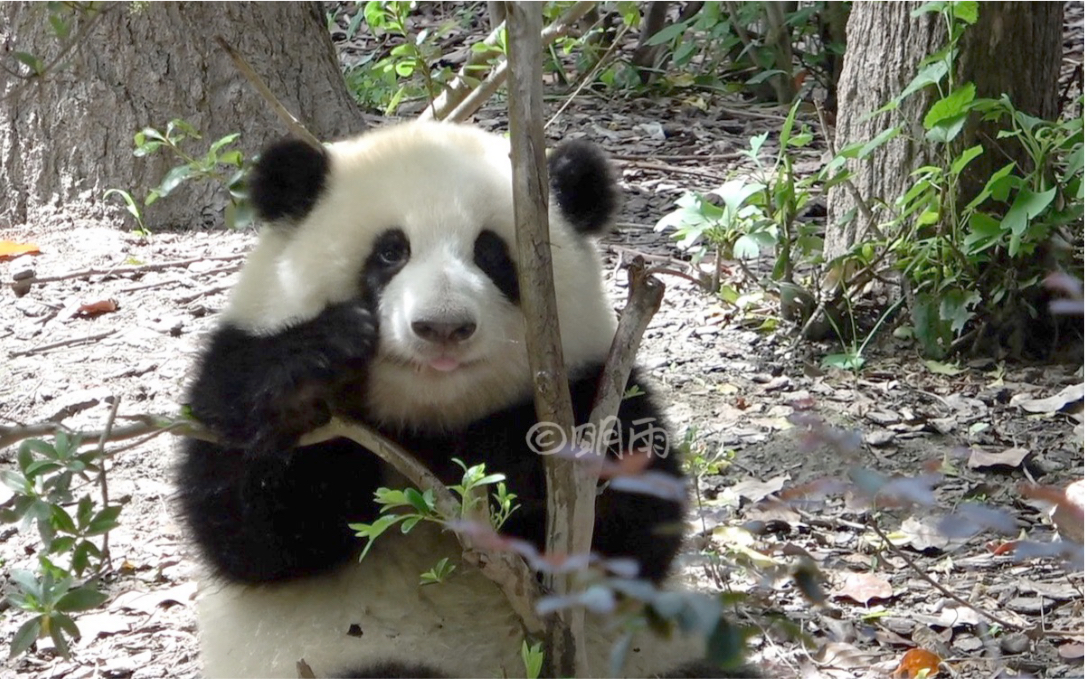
[231,122,619,431]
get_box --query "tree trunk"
[824,2,1063,262]
[0,2,364,231]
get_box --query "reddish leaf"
[76,299,119,318]
[894,648,942,678]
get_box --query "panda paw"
[188,300,378,456]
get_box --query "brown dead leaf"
[968,447,1030,470]
[833,571,893,604]
[893,648,942,679]
[0,240,40,259]
[77,299,119,317]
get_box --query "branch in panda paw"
[588,256,665,433]
[299,417,547,637]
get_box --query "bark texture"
[824,2,1063,262]
[0,2,364,231]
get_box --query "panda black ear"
[548,139,618,236]
[248,138,330,224]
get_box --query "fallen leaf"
[968,447,1029,470]
[1058,642,1084,660]
[729,475,789,503]
[833,572,893,604]
[77,299,119,317]
[110,582,196,614]
[923,360,963,376]
[0,240,40,259]
[893,648,942,678]
[1014,383,1084,414]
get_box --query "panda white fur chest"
[177,122,726,678]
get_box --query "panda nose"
[411,318,477,344]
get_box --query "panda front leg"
[177,300,384,584]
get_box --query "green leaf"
[952,2,979,24]
[50,505,77,534]
[86,505,122,536]
[55,586,108,613]
[155,165,195,199]
[733,234,761,260]
[473,473,506,488]
[924,83,976,130]
[925,114,967,143]
[821,352,865,371]
[964,212,1002,253]
[209,132,241,155]
[9,616,42,658]
[939,288,981,333]
[964,162,1018,211]
[999,186,1057,238]
[645,18,693,46]
[910,1,947,18]
[1,470,32,495]
[13,52,45,76]
[404,488,433,514]
[898,60,949,102]
[950,144,984,177]
[857,126,901,160]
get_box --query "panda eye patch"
[374,229,410,267]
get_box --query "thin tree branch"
[214,35,322,149]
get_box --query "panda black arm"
[187,299,376,455]
[576,366,686,583]
[178,299,381,583]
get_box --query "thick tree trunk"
[824,2,1063,262]
[0,2,364,231]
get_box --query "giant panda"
[176,121,742,678]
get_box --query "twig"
[618,159,726,182]
[214,36,322,149]
[587,258,664,434]
[446,61,509,123]
[0,414,181,451]
[175,283,235,305]
[867,518,1023,632]
[9,329,117,357]
[545,23,630,130]
[94,396,121,567]
[437,1,598,123]
[15,253,245,287]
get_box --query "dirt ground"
[1,6,1084,680]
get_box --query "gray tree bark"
[0,2,364,231]
[824,2,1063,262]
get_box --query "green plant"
[869,2,1080,357]
[654,177,773,293]
[349,459,518,562]
[521,640,544,679]
[130,118,253,231]
[1,433,125,658]
[343,1,474,115]
[745,100,824,283]
[102,188,149,236]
